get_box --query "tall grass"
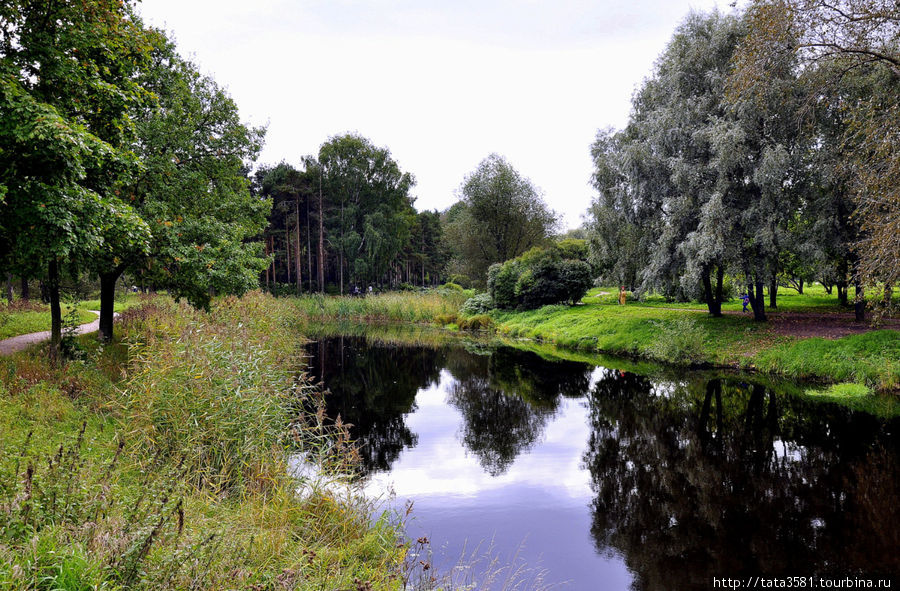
[0,292,407,589]
[293,290,469,324]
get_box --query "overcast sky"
[137,0,735,229]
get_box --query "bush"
[459,314,493,330]
[487,261,521,309]
[461,292,495,315]
[487,247,594,310]
[439,282,464,292]
[447,274,473,289]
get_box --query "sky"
[136,0,734,229]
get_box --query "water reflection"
[305,336,899,590]
[584,371,899,588]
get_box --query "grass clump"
[459,314,494,331]
[293,290,469,325]
[802,382,900,418]
[646,317,708,365]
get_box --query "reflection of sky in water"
[364,369,632,590]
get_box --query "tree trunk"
[98,270,121,341]
[48,260,61,361]
[768,273,778,309]
[318,174,325,293]
[823,282,832,295]
[854,282,866,322]
[296,198,302,296]
[286,230,292,286]
[21,277,29,300]
[5,273,13,302]
[837,282,848,306]
[702,267,722,317]
[798,278,804,295]
[264,237,270,291]
[748,280,767,322]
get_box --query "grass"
[0,292,410,590]
[292,288,471,325]
[0,294,140,340]
[0,301,97,339]
[286,283,899,396]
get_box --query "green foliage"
[487,245,594,310]
[461,292,495,315]
[443,154,558,282]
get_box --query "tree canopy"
[444,154,558,284]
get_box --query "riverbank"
[286,287,900,395]
[0,293,406,589]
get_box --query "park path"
[0,311,104,356]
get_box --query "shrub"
[487,261,521,309]
[461,293,495,315]
[447,274,473,289]
[439,282,464,292]
[459,314,494,331]
[488,247,594,310]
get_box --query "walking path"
[0,311,105,355]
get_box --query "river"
[304,334,898,590]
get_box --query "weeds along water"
[0,293,409,590]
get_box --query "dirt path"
[714,308,899,339]
[0,311,104,355]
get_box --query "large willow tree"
[588,11,805,320]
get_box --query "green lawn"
[0,294,141,340]
[0,305,97,340]
[488,284,900,392]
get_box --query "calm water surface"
[304,336,899,590]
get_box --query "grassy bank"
[0,293,407,590]
[489,287,899,392]
[287,286,899,394]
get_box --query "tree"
[317,134,415,293]
[0,0,153,353]
[733,0,900,319]
[445,154,557,283]
[91,32,268,339]
[588,11,805,320]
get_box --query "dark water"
[304,336,899,590]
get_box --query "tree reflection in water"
[304,336,445,475]
[445,347,593,476]
[306,337,898,589]
[584,370,899,590]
